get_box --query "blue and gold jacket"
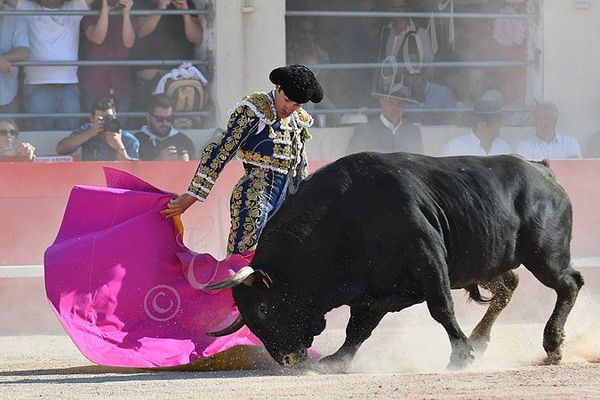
[187,91,314,201]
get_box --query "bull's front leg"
[319,306,387,371]
[419,259,474,370]
[426,290,474,370]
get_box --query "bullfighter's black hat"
[269,64,323,104]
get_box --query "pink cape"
[44,168,268,369]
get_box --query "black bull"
[207,152,584,369]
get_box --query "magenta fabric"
[44,167,263,368]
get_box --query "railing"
[285,10,537,19]
[285,7,539,120]
[0,9,206,16]
[1,7,538,125]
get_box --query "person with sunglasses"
[161,64,323,255]
[56,97,139,161]
[134,93,196,161]
[0,118,36,161]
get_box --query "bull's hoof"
[316,353,353,374]
[281,350,308,368]
[468,335,490,356]
[545,349,562,365]
[447,349,475,371]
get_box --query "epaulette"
[293,107,314,129]
[239,92,277,125]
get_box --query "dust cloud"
[311,284,600,374]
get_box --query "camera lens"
[102,116,122,133]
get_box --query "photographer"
[56,97,139,161]
[135,93,195,161]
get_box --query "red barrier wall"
[0,159,598,266]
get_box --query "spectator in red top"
[79,0,135,123]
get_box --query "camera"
[99,116,122,133]
[106,0,122,8]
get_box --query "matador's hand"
[161,193,197,218]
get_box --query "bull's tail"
[464,284,493,305]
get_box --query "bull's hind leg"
[525,262,584,364]
[469,271,520,355]
[542,268,584,363]
[320,306,387,370]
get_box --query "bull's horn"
[192,266,255,291]
[207,314,245,337]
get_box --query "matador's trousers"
[227,164,288,254]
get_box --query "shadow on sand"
[0,345,299,385]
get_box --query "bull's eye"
[257,303,268,319]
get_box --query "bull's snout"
[281,350,307,368]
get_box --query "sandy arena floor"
[2,297,600,400]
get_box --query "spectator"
[0,118,36,161]
[79,0,135,121]
[453,67,504,109]
[130,0,203,117]
[0,0,29,114]
[347,85,423,155]
[377,0,434,64]
[402,54,457,125]
[56,97,139,161]
[516,102,582,160]
[134,93,195,161]
[585,131,600,158]
[8,0,94,131]
[440,99,511,156]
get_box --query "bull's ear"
[242,270,273,289]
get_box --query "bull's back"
[259,152,571,289]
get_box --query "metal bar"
[306,60,535,70]
[1,107,536,119]
[309,107,534,115]
[0,9,205,16]
[285,11,537,19]
[13,60,207,67]
[10,60,530,68]
[3,257,600,279]
[0,265,43,278]
[1,111,211,119]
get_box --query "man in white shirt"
[440,99,512,156]
[8,0,94,130]
[516,102,582,160]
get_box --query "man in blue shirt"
[404,69,457,125]
[56,97,139,161]
[0,0,29,113]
